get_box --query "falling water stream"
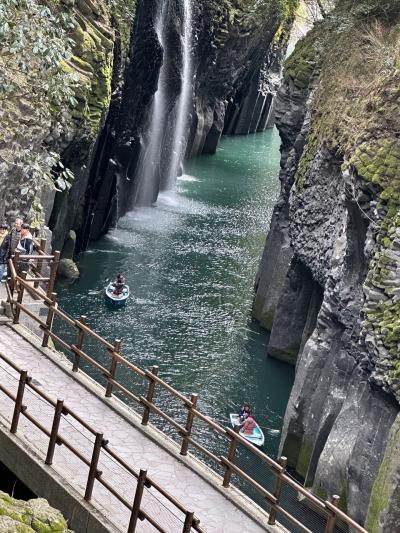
[166,0,194,187]
[136,0,194,203]
[135,2,169,205]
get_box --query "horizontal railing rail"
[5,259,369,533]
[9,236,60,296]
[0,351,203,533]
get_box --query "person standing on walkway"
[0,224,10,282]
[16,223,33,275]
[9,217,23,256]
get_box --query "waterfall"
[165,0,193,188]
[135,0,193,204]
[135,3,169,205]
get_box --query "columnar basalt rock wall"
[252,0,400,527]
[76,0,299,246]
[0,0,135,260]
[1,0,299,252]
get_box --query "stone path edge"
[9,322,288,533]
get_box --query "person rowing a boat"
[238,404,251,423]
[241,413,256,435]
[112,273,126,296]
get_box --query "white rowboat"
[229,413,265,447]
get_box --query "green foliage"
[0,0,78,194]
[0,0,78,112]
[108,0,135,58]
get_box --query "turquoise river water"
[56,128,309,527]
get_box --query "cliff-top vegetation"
[283,0,400,400]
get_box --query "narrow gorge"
[1,0,399,531]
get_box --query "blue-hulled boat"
[105,283,130,307]
[229,413,265,447]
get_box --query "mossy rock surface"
[366,415,400,532]
[286,0,400,193]
[0,492,72,533]
[283,0,400,395]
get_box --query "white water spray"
[166,0,193,188]
[136,4,168,205]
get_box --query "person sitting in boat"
[241,413,256,435]
[112,273,126,295]
[238,404,251,423]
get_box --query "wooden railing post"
[223,424,240,488]
[34,238,46,288]
[45,398,64,465]
[9,253,18,293]
[325,495,340,533]
[182,511,195,533]
[128,469,147,533]
[72,316,86,371]
[46,250,60,298]
[180,393,198,456]
[13,270,27,324]
[105,339,121,397]
[84,432,103,501]
[10,370,28,433]
[268,456,287,525]
[13,251,21,280]
[42,293,57,347]
[141,366,159,426]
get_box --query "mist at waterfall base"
[56,129,297,522]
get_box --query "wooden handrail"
[5,270,370,533]
[191,407,226,436]
[139,396,188,434]
[325,500,368,533]
[17,254,55,260]
[274,505,314,533]
[106,377,142,405]
[104,442,203,528]
[70,344,111,376]
[281,473,327,511]
[0,353,202,532]
[186,436,222,465]
[220,457,277,505]
[143,367,193,405]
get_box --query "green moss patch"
[0,493,70,533]
[349,138,400,203]
[284,25,320,89]
[296,439,313,479]
[366,415,400,531]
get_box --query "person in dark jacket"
[15,223,33,275]
[0,224,10,281]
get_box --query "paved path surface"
[0,324,266,533]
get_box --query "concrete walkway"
[0,322,271,533]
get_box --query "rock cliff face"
[77,0,299,247]
[0,0,135,258]
[0,491,71,532]
[1,0,298,255]
[253,0,400,528]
